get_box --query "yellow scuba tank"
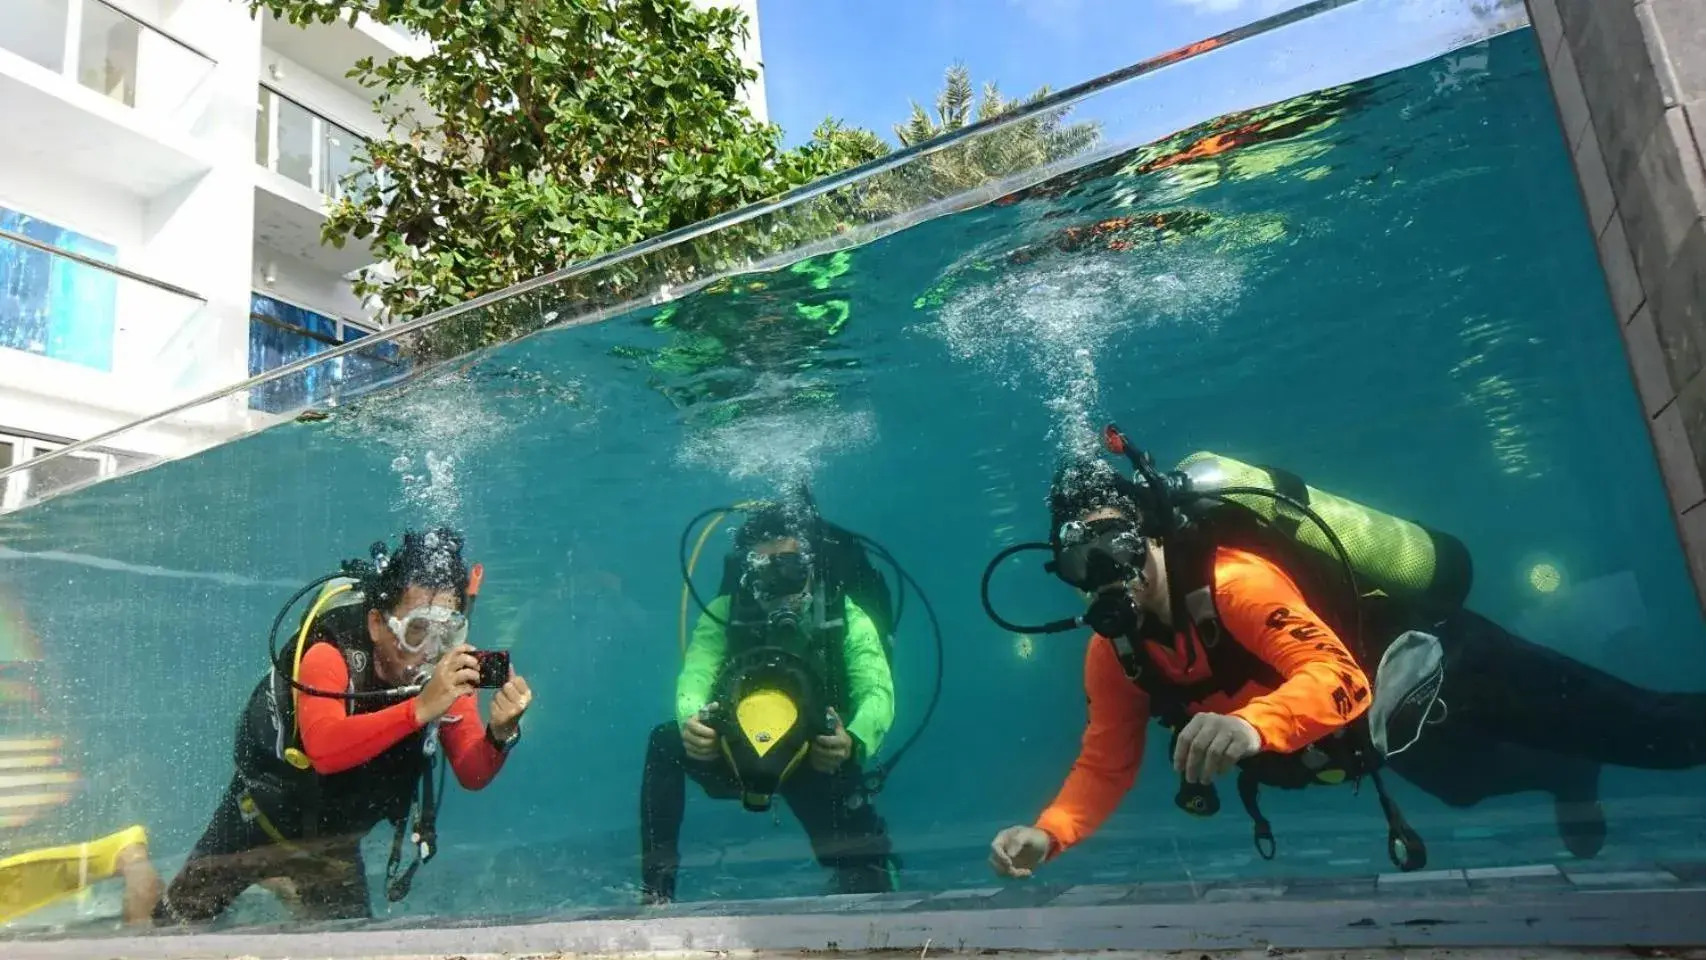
[280,577,364,770]
[1176,452,1472,613]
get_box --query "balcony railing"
[3,0,216,124]
[0,221,215,393]
[255,84,373,203]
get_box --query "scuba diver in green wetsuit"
[641,491,943,904]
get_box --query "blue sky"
[756,0,1514,148]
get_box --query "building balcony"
[0,217,238,458]
[253,84,377,277]
[0,0,217,198]
[258,9,429,118]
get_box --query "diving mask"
[387,604,468,658]
[1054,517,1149,593]
[743,550,812,607]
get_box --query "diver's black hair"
[733,484,821,555]
[362,527,470,614]
[1047,455,1143,549]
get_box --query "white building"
[0,0,766,510]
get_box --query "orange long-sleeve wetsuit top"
[296,643,508,790]
[1034,546,1371,857]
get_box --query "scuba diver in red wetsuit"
[984,426,1706,878]
[154,528,532,925]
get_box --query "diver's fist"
[682,705,720,762]
[1173,712,1262,785]
[810,708,852,773]
[415,645,478,725]
[489,672,531,740]
[989,826,1052,879]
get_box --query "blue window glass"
[248,294,409,413]
[0,207,119,372]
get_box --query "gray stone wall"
[1524,0,1706,606]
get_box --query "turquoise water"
[4,26,1705,935]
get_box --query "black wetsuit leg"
[1433,609,1706,769]
[638,721,743,904]
[1381,608,1706,859]
[153,776,372,926]
[779,762,896,895]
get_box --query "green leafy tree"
[873,63,1101,210]
[246,0,875,356]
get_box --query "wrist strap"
[486,723,520,752]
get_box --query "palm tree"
[872,64,1101,209]
[849,66,1098,218]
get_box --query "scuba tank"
[1175,452,1472,616]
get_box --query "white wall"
[135,0,261,403]
[254,241,367,324]
[0,150,145,252]
[693,0,767,124]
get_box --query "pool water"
[5,23,1704,937]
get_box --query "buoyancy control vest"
[1108,454,1468,872]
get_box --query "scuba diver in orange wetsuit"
[983,426,1706,878]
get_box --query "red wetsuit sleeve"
[1033,635,1149,857]
[297,644,422,774]
[438,695,508,790]
[1216,548,1372,754]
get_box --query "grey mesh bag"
[1369,629,1446,758]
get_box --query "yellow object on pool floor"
[0,824,147,925]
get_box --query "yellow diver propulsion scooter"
[704,647,834,812]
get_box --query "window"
[255,86,372,201]
[274,94,316,189]
[0,432,127,512]
[28,444,103,497]
[77,0,140,108]
[0,206,119,372]
[247,293,405,414]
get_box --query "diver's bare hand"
[488,671,531,740]
[1173,711,1262,785]
[415,645,478,725]
[989,825,1051,879]
[683,705,720,762]
[810,708,853,773]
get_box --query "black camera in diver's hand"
[473,650,510,689]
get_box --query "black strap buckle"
[1237,768,1277,860]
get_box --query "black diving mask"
[1054,517,1149,593]
[743,550,812,607]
